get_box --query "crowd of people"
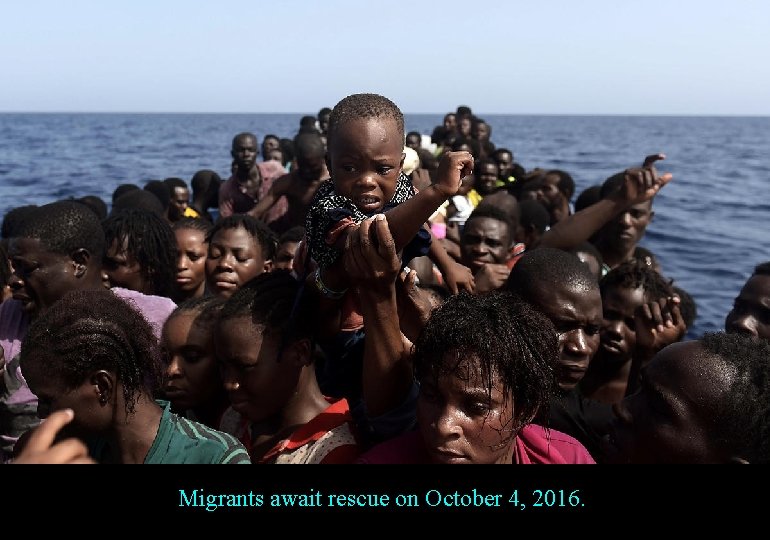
[2,94,768,465]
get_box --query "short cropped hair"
[15,201,105,261]
[328,93,404,144]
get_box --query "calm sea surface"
[1,113,768,337]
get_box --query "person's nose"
[216,253,234,271]
[166,355,183,378]
[564,329,591,357]
[619,211,633,228]
[8,271,24,291]
[177,255,188,272]
[728,314,758,337]
[433,404,463,439]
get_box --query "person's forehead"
[235,136,257,147]
[464,217,509,236]
[602,284,647,310]
[9,236,44,257]
[536,280,602,319]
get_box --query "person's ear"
[91,370,114,406]
[728,455,750,464]
[649,210,655,222]
[263,258,273,273]
[325,152,331,173]
[70,248,90,278]
[400,152,406,170]
[284,338,312,368]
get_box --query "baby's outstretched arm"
[382,151,473,251]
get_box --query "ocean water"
[1,113,768,337]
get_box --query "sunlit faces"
[161,310,222,412]
[725,273,770,339]
[215,315,305,423]
[474,161,499,196]
[608,341,733,463]
[528,281,602,391]
[328,118,404,214]
[417,357,516,464]
[174,228,208,299]
[494,151,514,180]
[205,226,270,298]
[8,237,79,315]
[460,217,513,272]
[169,187,190,221]
[603,202,653,252]
[232,135,258,171]
[102,237,149,294]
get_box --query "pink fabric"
[112,287,176,341]
[218,160,288,222]
[357,424,595,464]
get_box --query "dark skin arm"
[427,227,475,294]
[345,215,414,417]
[537,154,673,250]
[321,151,474,293]
[249,174,290,220]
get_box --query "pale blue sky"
[2,0,768,114]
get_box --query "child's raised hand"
[434,151,474,198]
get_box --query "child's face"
[205,226,268,298]
[328,118,405,214]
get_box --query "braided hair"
[328,93,404,144]
[20,289,162,414]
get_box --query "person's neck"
[596,239,636,270]
[106,394,163,464]
[236,164,258,183]
[192,393,230,429]
[247,368,329,458]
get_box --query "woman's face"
[417,356,516,464]
[161,310,222,412]
[174,228,208,298]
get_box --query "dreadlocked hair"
[15,201,105,261]
[600,259,674,301]
[173,216,213,236]
[328,93,404,144]
[413,291,557,436]
[102,208,178,298]
[217,270,318,346]
[206,214,276,261]
[20,289,161,414]
[700,332,770,463]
